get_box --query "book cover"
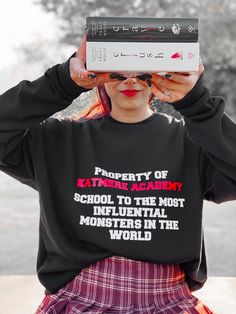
[86,16,198,42]
[86,41,199,72]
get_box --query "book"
[86,41,199,72]
[86,16,198,42]
[86,16,200,72]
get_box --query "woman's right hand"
[69,32,125,90]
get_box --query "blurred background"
[0,0,235,277]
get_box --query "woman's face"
[104,77,152,112]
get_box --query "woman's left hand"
[149,62,205,103]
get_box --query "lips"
[120,90,141,97]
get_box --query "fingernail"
[165,73,173,79]
[136,75,146,81]
[147,80,152,87]
[110,73,123,79]
[117,76,127,80]
[143,73,152,79]
[88,73,96,78]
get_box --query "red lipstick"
[120,89,140,97]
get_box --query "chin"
[123,102,144,110]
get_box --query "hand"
[149,62,205,103]
[69,32,124,89]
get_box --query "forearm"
[0,52,88,158]
[172,75,236,172]
[172,76,236,203]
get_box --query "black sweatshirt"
[0,52,236,295]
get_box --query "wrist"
[171,73,207,112]
[58,52,91,99]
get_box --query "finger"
[93,72,127,84]
[179,72,192,75]
[71,57,97,79]
[166,72,195,84]
[75,71,127,88]
[152,73,197,94]
[150,74,185,91]
[76,32,87,63]
[198,63,205,74]
[151,84,172,103]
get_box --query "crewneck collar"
[106,112,157,126]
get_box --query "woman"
[1,32,236,313]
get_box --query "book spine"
[86,17,198,42]
[86,42,199,72]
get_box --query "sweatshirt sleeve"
[171,74,236,204]
[0,52,89,190]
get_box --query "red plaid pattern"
[35,255,215,313]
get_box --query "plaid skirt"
[35,255,215,314]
